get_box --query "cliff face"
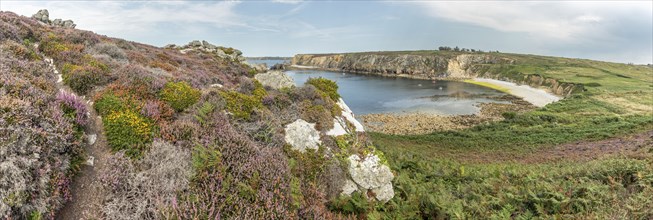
[292,53,580,97]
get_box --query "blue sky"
[2,1,652,64]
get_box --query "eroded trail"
[40,53,110,219]
[56,109,110,219]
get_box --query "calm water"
[287,70,509,115]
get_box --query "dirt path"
[39,52,110,219]
[56,108,110,219]
[459,130,653,164]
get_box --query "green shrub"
[306,77,340,101]
[103,110,153,158]
[328,192,371,215]
[160,81,201,112]
[220,90,263,120]
[502,111,517,120]
[61,63,108,94]
[300,100,334,131]
[94,94,126,116]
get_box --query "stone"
[85,156,95,166]
[209,83,223,88]
[61,20,76,28]
[251,63,268,73]
[371,183,394,202]
[52,18,62,26]
[87,134,97,145]
[348,154,393,190]
[341,179,359,196]
[270,63,286,70]
[32,9,49,23]
[284,119,321,153]
[201,40,217,49]
[189,40,202,47]
[348,154,395,202]
[326,117,347,136]
[254,71,295,89]
[336,98,365,132]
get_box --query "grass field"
[364,51,653,218]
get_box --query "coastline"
[466,78,561,107]
[288,65,562,107]
[360,97,535,135]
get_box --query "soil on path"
[56,108,110,219]
[41,51,110,219]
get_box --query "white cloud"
[1,1,245,35]
[410,1,651,41]
[271,0,303,5]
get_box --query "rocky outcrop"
[249,63,268,73]
[170,40,246,62]
[343,154,395,202]
[31,9,76,28]
[270,63,286,70]
[284,119,321,152]
[327,98,365,136]
[254,71,295,89]
[32,9,49,23]
[52,19,76,29]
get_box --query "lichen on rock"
[254,71,295,89]
[284,119,321,153]
[344,154,395,202]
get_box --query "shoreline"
[287,65,561,107]
[360,98,535,135]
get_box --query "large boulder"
[61,20,76,28]
[254,71,295,89]
[32,9,49,23]
[284,119,321,153]
[346,154,395,202]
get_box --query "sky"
[1,1,652,64]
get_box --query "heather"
[0,11,372,219]
[0,19,85,218]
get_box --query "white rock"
[254,71,295,89]
[85,156,95,166]
[337,98,364,132]
[284,119,321,153]
[348,154,394,190]
[326,117,347,136]
[210,84,223,88]
[348,154,395,202]
[327,99,365,136]
[371,183,395,202]
[341,179,359,196]
[87,134,97,145]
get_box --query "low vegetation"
[2,9,651,219]
[362,49,653,218]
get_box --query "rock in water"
[284,119,321,153]
[32,9,49,23]
[254,71,295,89]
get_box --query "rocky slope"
[292,52,583,97]
[0,10,394,219]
